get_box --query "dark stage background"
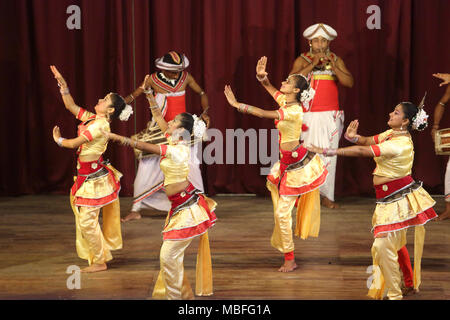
[1,0,449,198]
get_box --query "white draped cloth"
[301,110,344,202]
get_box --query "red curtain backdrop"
[1,0,449,198]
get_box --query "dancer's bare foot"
[322,197,339,209]
[401,286,417,296]
[81,263,107,273]
[121,211,142,222]
[278,260,298,272]
[436,210,450,221]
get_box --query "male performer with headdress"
[431,73,450,220]
[290,23,353,209]
[122,51,210,222]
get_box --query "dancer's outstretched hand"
[224,85,239,108]
[101,129,111,139]
[50,65,68,89]
[140,74,152,92]
[256,56,268,80]
[346,120,359,140]
[306,144,323,154]
[433,73,450,87]
[103,130,136,148]
[101,129,123,143]
[52,125,61,142]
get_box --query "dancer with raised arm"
[104,91,216,300]
[224,57,328,272]
[121,51,210,222]
[50,65,133,272]
[307,97,437,299]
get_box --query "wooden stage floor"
[0,195,449,300]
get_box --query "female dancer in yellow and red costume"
[121,52,210,222]
[308,98,437,299]
[224,57,328,272]
[50,66,133,273]
[105,91,216,300]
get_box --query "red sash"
[372,176,437,236]
[278,145,308,175]
[267,145,327,196]
[70,157,120,198]
[374,176,414,199]
[163,183,217,240]
[167,183,198,217]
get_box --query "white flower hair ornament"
[301,86,315,104]
[300,86,315,111]
[412,109,428,131]
[192,114,207,140]
[411,92,429,131]
[119,104,134,121]
[291,73,315,110]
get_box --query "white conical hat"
[303,23,337,41]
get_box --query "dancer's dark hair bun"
[109,93,126,119]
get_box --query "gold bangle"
[199,91,205,96]
[439,102,446,106]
